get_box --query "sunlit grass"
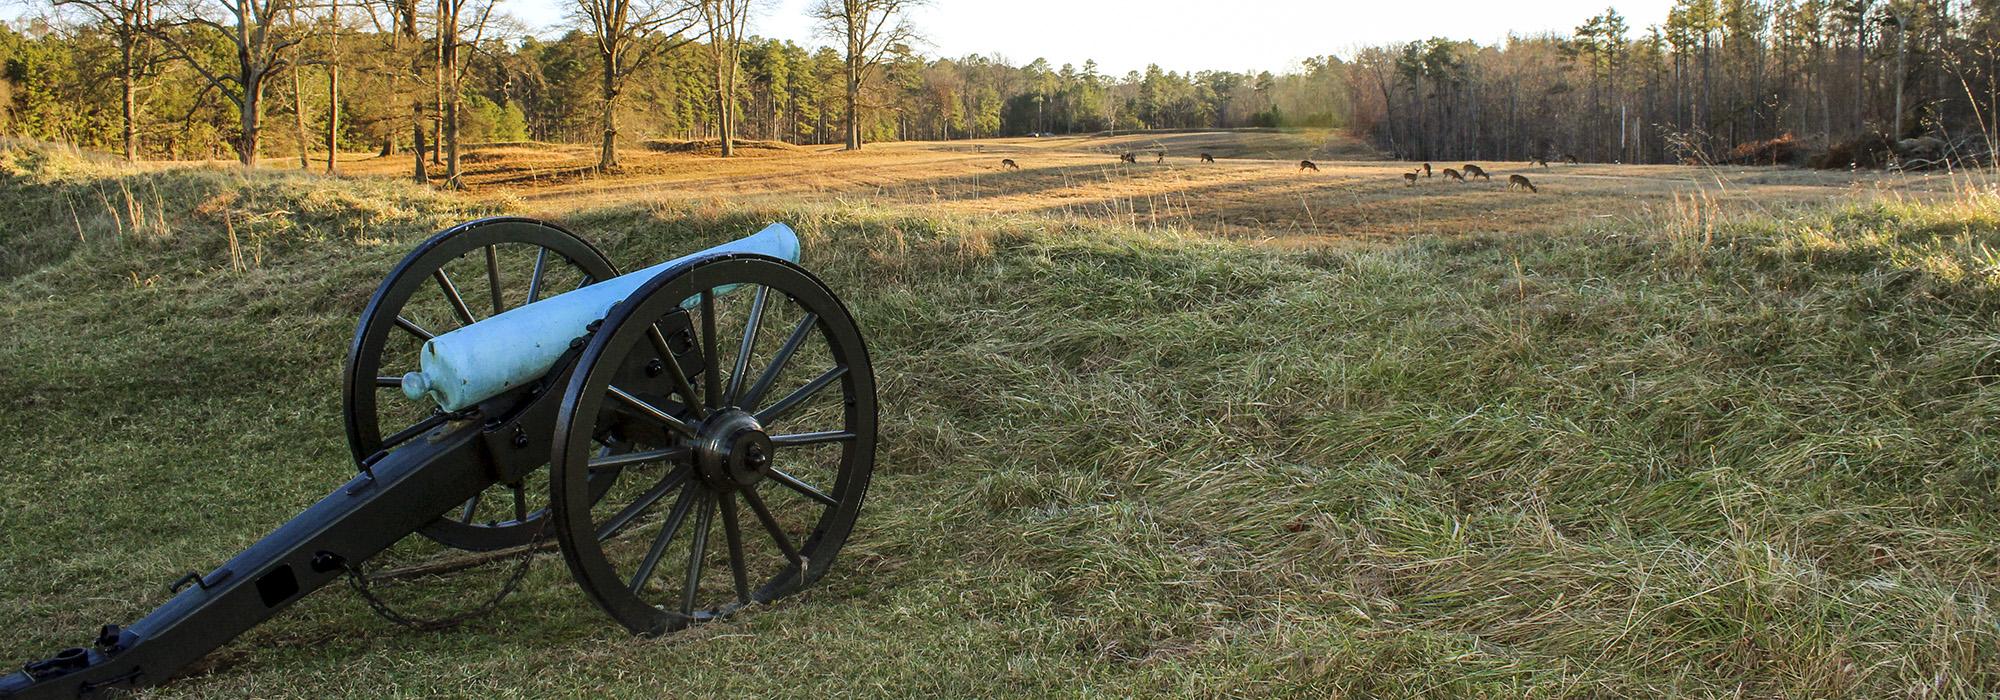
[1,140,1997,697]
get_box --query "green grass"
[2,141,1999,697]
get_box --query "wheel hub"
[694,410,773,488]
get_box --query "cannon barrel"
[400,223,800,411]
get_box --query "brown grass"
[330,131,1969,245]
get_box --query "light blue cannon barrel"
[400,222,800,412]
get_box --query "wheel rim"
[344,217,621,551]
[550,254,876,636]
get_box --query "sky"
[503,0,1677,76]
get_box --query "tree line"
[0,0,927,179]
[1353,1,1999,166]
[0,0,1993,176]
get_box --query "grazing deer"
[1299,160,1319,172]
[1155,150,1166,164]
[1462,164,1489,180]
[1423,162,1433,178]
[1533,157,1549,169]
[1561,153,1579,165]
[1442,168,1465,182]
[1508,174,1538,193]
[1200,152,1216,163]
[1403,170,1418,186]
[1119,152,1137,164]
[1000,158,1019,171]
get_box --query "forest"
[0,0,1995,173]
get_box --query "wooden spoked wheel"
[550,253,876,635]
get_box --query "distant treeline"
[0,0,1994,171]
[1354,1,2000,166]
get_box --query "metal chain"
[341,524,545,632]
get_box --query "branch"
[148,19,248,108]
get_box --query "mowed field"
[347,129,1966,242]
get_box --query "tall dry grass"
[0,140,1997,696]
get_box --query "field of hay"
[2,133,1999,698]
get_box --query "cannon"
[0,218,876,698]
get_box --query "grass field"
[3,133,1999,697]
[347,130,1966,242]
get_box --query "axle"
[0,419,499,699]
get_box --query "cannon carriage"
[2,218,876,698]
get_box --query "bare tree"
[151,0,303,166]
[350,0,405,160]
[1886,1,1913,139]
[570,0,702,170]
[359,0,428,181]
[287,3,310,169]
[53,0,164,161]
[808,0,921,151]
[437,0,498,186]
[324,0,341,173]
[700,0,752,157]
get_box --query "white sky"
[506,0,1676,75]
[3,0,1677,76]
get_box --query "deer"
[1199,153,1216,163]
[1442,168,1465,182]
[1561,153,1579,165]
[1462,164,1489,180]
[1423,162,1433,178]
[1000,158,1019,171]
[1403,170,1418,186]
[1508,174,1538,193]
[1119,152,1137,164]
[1533,157,1549,169]
[1299,160,1319,172]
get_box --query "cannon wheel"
[344,217,620,552]
[550,254,876,635]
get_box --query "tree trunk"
[239,77,263,166]
[1892,11,1909,138]
[717,51,734,156]
[446,95,460,185]
[119,28,139,162]
[121,65,138,162]
[395,0,417,176]
[326,66,340,172]
[1701,35,1712,151]
[845,58,861,150]
[326,0,340,173]
[442,6,461,187]
[431,3,444,166]
[412,101,428,182]
[1855,10,1869,133]
[599,48,620,170]
[292,66,309,170]
[1818,41,1832,144]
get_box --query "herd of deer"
[998,150,1559,194]
[1395,162,1539,192]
